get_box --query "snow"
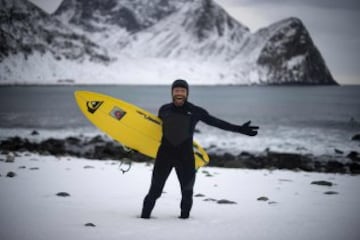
[1,152,359,240]
[0,52,248,85]
[286,55,305,69]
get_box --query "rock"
[65,136,82,146]
[347,162,360,174]
[240,151,252,157]
[324,191,338,195]
[278,179,293,182]
[257,196,269,201]
[89,135,105,144]
[311,180,333,186]
[203,198,217,202]
[84,165,95,169]
[6,171,16,178]
[351,134,360,141]
[84,223,96,227]
[202,170,213,177]
[217,199,237,204]
[5,152,15,163]
[56,192,71,197]
[40,138,66,155]
[334,149,344,154]
[266,152,310,170]
[31,130,39,136]
[325,161,345,173]
[194,193,205,197]
[347,151,360,162]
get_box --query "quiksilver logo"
[87,101,103,114]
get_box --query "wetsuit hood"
[172,79,189,94]
[171,79,189,106]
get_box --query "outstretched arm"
[201,110,259,136]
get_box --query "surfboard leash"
[119,158,132,174]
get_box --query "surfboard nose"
[74,90,85,99]
[74,90,92,103]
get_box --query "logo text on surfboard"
[110,107,127,120]
[136,111,161,125]
[87,101,103,114]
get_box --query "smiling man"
[141,79,259,219]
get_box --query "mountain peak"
[179,0,249,41]
[255,16,336,85]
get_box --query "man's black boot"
[179,211,190,219]
[140,208,152,219]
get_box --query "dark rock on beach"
[56,192,71,197]
[324,191,338,195]
[84,223,96,227]
[217,199,237,204]
[311,181,333,186]
[6,171,16,178]
[40,138,66,155]
[203,198,217,202]
[347,162,360,174]
[194,193,206,197]
[0,135,152,163]
[84,165,95,169]
[0,136,357,174]
[207,150,360,174]
[347,151,360,162]
[325,161,345,173]
[257,196,269,201]
[351,133,360,141]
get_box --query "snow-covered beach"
[1,152,359,240]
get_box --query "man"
[141,79,259,219]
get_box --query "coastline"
[1,134,359,174]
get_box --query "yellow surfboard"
[74,91,209,169]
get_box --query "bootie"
[179,211,190,219]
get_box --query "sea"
[0,85,359,157]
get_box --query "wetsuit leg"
[175,164,196,218]
[141,149,173,218]
[174,150,196,218]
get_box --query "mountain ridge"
[0,0,337,85]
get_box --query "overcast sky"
[30,0,360,85]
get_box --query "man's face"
[172,87,188,107]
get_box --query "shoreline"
[1,134,359,174]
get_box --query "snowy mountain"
[0,0,337,85]
[250,18,335,85]
[0,0,110,63]
[123,0,250,61]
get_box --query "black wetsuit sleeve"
[198,107,239,132]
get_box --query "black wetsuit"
[141,101,242,218]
